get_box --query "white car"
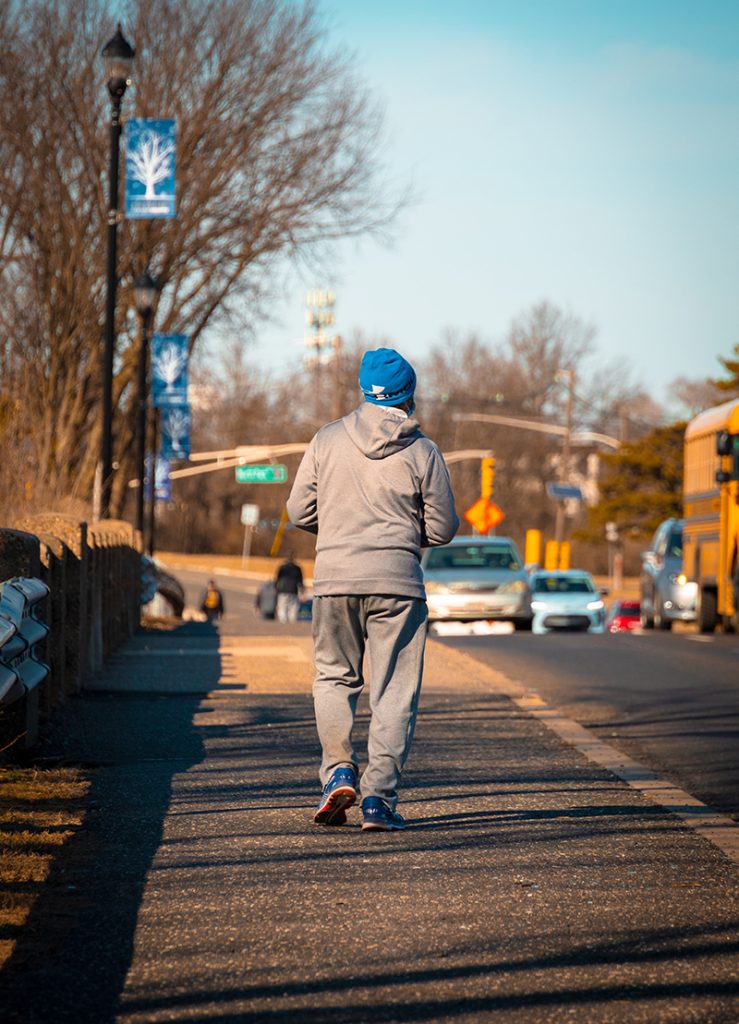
[529,570,606,635]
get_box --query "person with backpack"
[200,579,225,621]
[287,347,458,831]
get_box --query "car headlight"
[424,581,449,595]
[531,600,548,611]
[586,600,604,611]
[498,579,527,594]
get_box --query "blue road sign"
[151,334,188,407]
[125,118,176,219]
[546,483,584,501]
[160,404,190,461]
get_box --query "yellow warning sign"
[464,498,504,534]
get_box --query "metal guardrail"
[0,577,50,751]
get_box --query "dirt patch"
[140,614,185,631]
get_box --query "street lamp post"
[132,271,159,541]
[147,410,159,558]
[99,24,135,520]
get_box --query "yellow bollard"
[525,529,542,567]
[544,540,559,571]
[558,541,571,570]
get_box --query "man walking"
[287,348,458,831]
[275,554,304,623]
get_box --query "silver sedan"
[421,537,532,630]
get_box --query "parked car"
[420,536,532,629]
[639,518,697,630]
[606,599,642,633]
[529,570,606,634]
[140,556,185,617]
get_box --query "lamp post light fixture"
[132,271,159,540]
[98,24,135,520]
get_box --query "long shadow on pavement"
[0,621,220,1024]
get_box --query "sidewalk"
[1,622,737,1023]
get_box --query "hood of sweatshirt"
[341,402,423,461]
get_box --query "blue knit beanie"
[359,348,416,406]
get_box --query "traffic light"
[481,456,495,499]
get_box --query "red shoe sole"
[313,786,357,825]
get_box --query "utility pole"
[555,368,575,545]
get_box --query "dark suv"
[639,518,697,630]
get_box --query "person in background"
[287,347,458,832]
[200,579,225,621]
[275,554,304,623]
[255,579,277,620]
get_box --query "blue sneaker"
[361,796,405,831]
[313,767,357,825]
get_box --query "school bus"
[683,397,739,632]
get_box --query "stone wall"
[0,518,142,755]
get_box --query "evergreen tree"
[715,343,739,394]
[578,422,686,541]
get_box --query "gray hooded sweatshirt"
[287,403,459,599]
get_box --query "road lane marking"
[428,640,739,866]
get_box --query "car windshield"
[532,575,595,594]
[425,545,521,571]
[668,531,683,558]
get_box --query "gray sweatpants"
[312,595,428,811]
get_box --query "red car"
[606,599,642,633]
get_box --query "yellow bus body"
[683,397,739,631]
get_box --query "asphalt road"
[172,565,312,638]
[171,564,739,821]
[434,629,739,822]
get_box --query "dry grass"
[0,766,89,968]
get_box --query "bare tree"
[0,0,403,513]
[668,375,725,418]
[415,302,667,547]
[150,299,668,557]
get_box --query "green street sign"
[235,464,288,484]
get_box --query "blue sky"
[249,0,739,405]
